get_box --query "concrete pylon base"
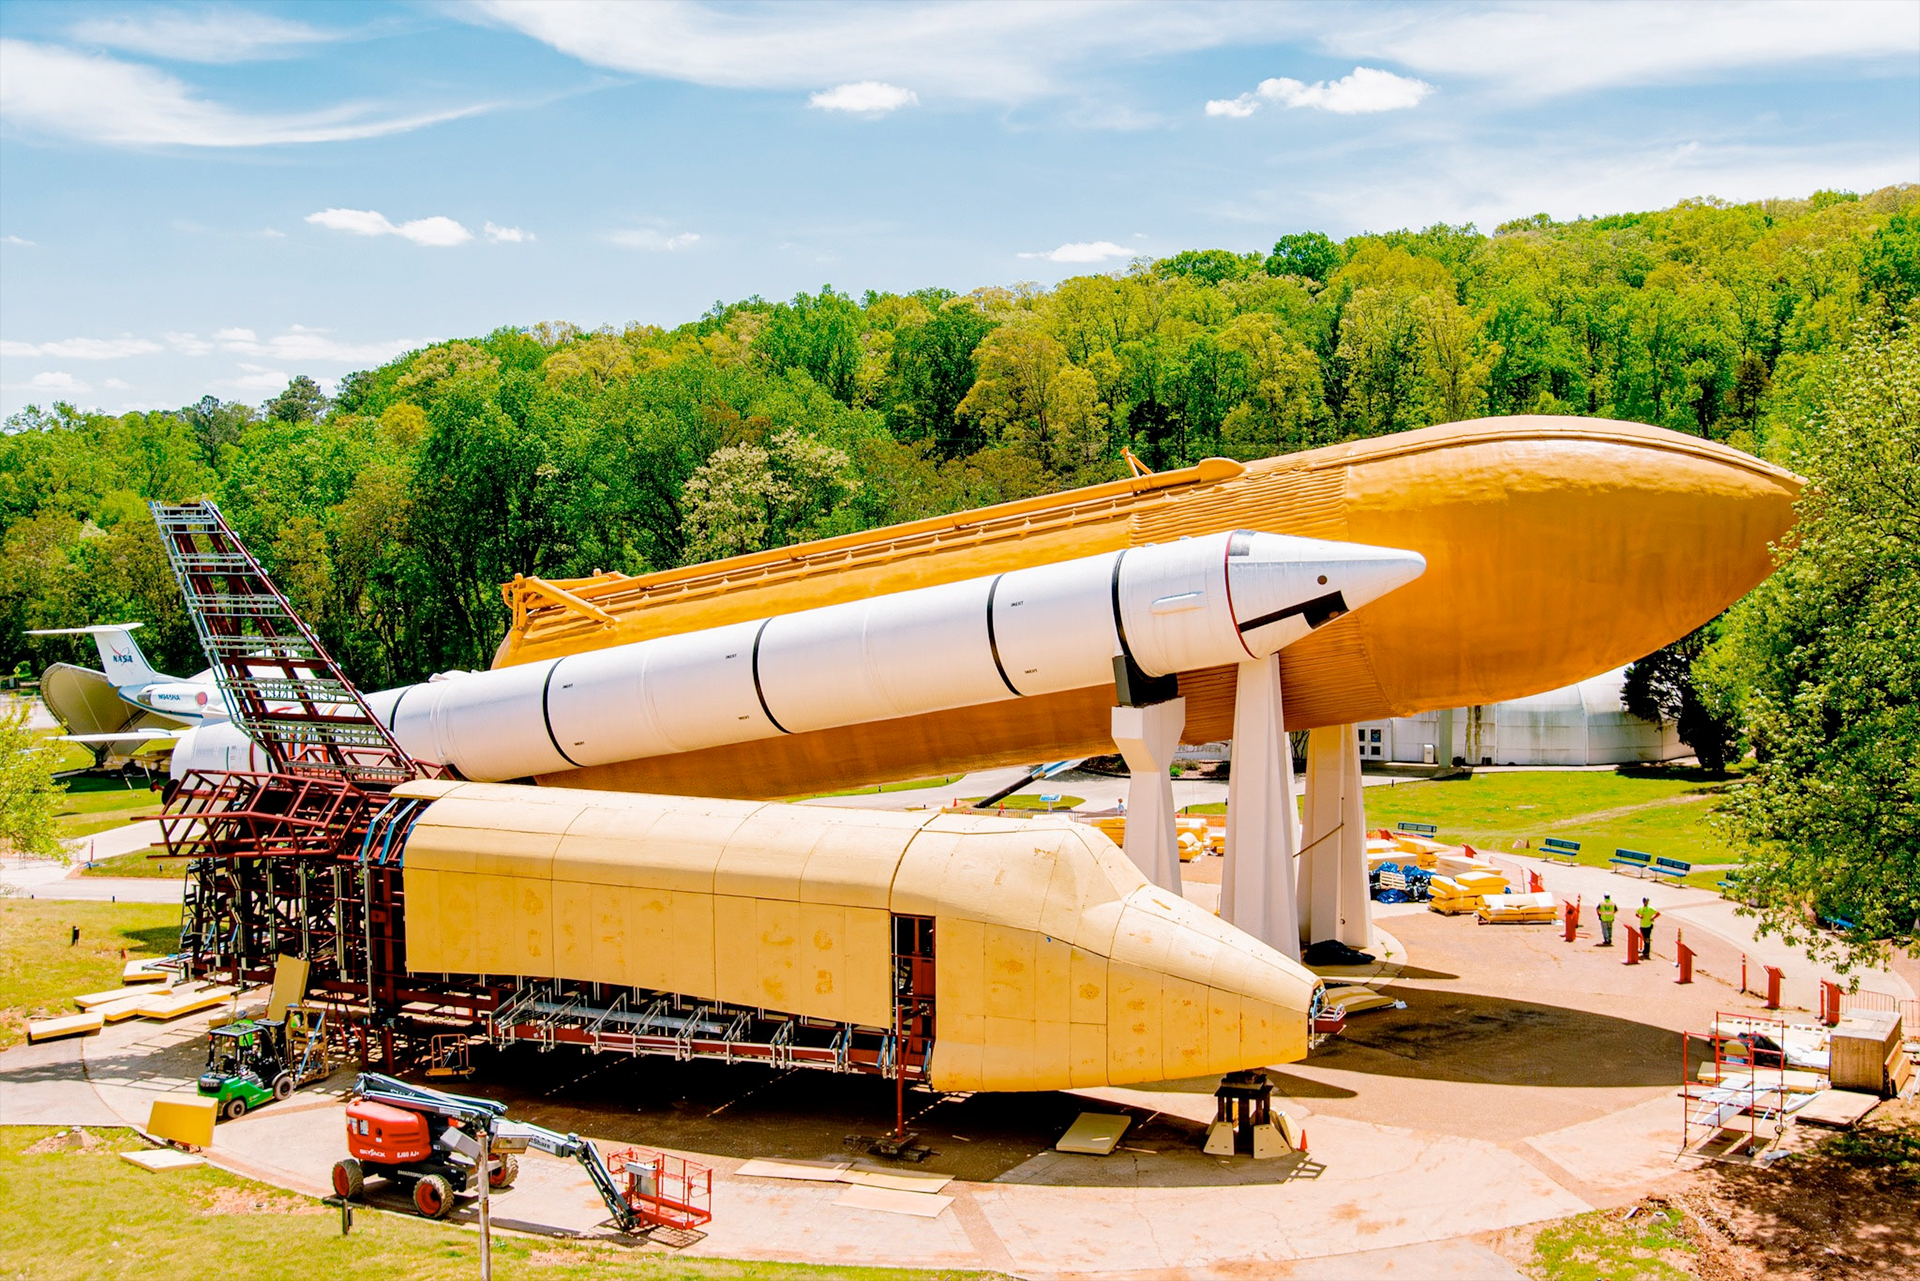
[1298,725,1373,949]
[1221,654,1301,958]
[1112,698,1185,894]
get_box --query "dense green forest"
[3,186,1914,688]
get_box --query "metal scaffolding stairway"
[150,500,417,785]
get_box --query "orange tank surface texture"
[493,418,1799,799]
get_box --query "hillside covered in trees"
[4,186,1915,690]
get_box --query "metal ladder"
[149,500,416,785]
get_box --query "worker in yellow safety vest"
[1595,895,1617,946]
[1637,898,1659,960]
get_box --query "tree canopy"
[2,185,1913,702]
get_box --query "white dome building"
[1352,666,1688,767]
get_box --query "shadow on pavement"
[1304,985,1679,1088]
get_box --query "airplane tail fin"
[26,623,165,689]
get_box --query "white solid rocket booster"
[172,530,1424,783]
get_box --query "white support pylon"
[1112,698,1185,894]
[1298,724,1373,949]
[1221,654,1301,958]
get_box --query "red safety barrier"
[1624,925,1641,964]
[1676,937,1694,985]
[1819,980,1843,1025]
[1528,869,1545,894]
[1764,964,1783,1010]
[1563,899,1579,943]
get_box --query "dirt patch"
[23,1127,103,1155]
[201,1187,328,1216]
[1682,1094,1920,1281]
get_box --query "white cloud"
[213,327,257,342]
[809,81,918,113]
[69,10,339,63]
[1211,67,1432,119]
[306,208,473,247]
[1322,1,1917,100]
[3,234,33,246]
[29,371,89,394]
[164,332,214,356]
[471,0,1296,104]
[1204,95,1259,119]
[215,327,424,365]
[224,365,294,393]
[105,378,129,389]
[1259,67,1432,114]
[484,221,533,243]
[609,229,701,251]
[1018,241,1133,264]
[253,228,287,239]
[0,336,163,359]
[0,39,487,147]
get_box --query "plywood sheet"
[134,986,236,1021]
[833,1184,953,1217]
[28,1012,102,1042]
[121,1149,206,1172]
[146,1096,216,1147]
[735,1158,850,1181]
[74,984,170,1009]
[267,954,308,1021]
[841,1168,953,1194]
[1056,1112,1132,1155]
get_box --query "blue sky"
[2,0,1916,418]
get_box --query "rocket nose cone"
[1227,532,1427,658]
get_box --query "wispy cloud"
[1018,241,1133,264]
[1323,1,1917,100]
[0,39,488,147]
[483,221,533,243]
[0,336,164,359]
[1208,67,1432,119]
[2,234,34,246]
[471,0,1295,104]
[69,10,341,64]
[609,229,701,251]
[809,81,918,114]
[18,371,90,395]
[154,326,426,365]
[307,208,473,247]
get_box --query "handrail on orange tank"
[499,455,1247,627]
[506,573,621,633]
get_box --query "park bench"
[1650,856,1692,883]
[1609,848,1653,876]
[1540,838,1581,865]
[1396,821,1439,838]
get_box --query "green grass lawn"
[0,899,181,1050]
[77,848,184,879]
[956,794,1085,812]
[1526,1202,1696,1280]
[53,772,163,841]
[806,773,964,799]
[1363,767,1741,869]
[0,1127,999,1281]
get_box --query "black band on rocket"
[984,574,1023,697]
[539,657,583,767]
[751,619,792,734]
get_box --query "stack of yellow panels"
[1475,891,1558,924]
[1453,869,1509,897]
[1427,877,1484,915]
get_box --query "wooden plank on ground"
[1794,1089,1881,1129]
[27,1012,103,1043]
[833,1184,953,1217]
[734,1158,850,1182]
[1056,1112,1131,1155]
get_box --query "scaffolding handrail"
[150,499,419,785]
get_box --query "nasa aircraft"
[27,623,222,761]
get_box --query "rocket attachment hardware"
[172,531,1423,786]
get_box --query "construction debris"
[121,1149,207,1172]
[1056,1112,1132,1155]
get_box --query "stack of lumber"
[1428,876,1485,915]
[24,974,234,1044]
[1475,891,1559,924]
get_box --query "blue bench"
[1609,848,1653,876]
[1540,838,1581,865]
[1650,856,1692,883]
[1396,821,1439,838]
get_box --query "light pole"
[476,1127,492,1281]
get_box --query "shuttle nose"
[1227,532,1426,658]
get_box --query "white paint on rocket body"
[171,531,1424,783]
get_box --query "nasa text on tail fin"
[25,623,164,689]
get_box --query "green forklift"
[198,1004,331,1120]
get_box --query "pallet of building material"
[122,960,171,984]
[27,1011,104,1043]
[1476,891,1559,925]
[1793,1089,1881,1129]
[132,985,237,1021]
[72,980,177,1009]
[1830,1011,1903,1096]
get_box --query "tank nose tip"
[1345,547,1427,612]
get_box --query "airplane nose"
[1227,533,1426,657]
